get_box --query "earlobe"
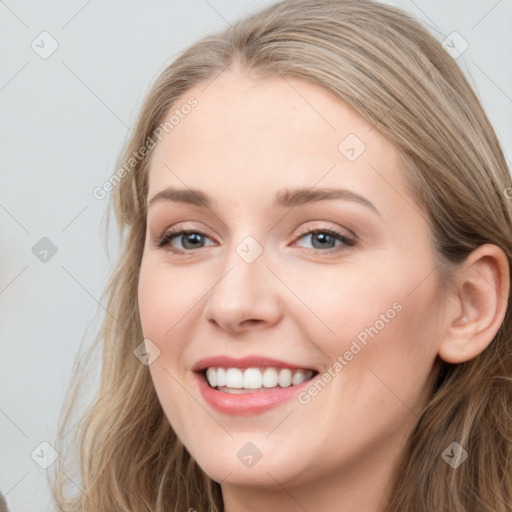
[438,244,510,364]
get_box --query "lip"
[194,371,316,415]
[192,355,318,416]
[192,355,317,372]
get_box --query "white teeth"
[243,368,262,389]
[216,367,226,387]
[205,366,314,391]
[206,367,216,388]
[225,368,243,388]
[262,367,278,388]
[278,368,292,387]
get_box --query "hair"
[50,0,512,510]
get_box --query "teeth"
[206,367,216,388]
[225,368,243,388]
[243,368,262,389]
[205,366,314,391]
[278,368,292,387]
[262,367,278,388]
[292,370,311,386]
[216,367,226,387]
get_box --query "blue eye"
[293,228,355,252]
[156,227,355,254]
[156,229,215,251]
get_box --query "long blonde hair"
[51,0,512,510]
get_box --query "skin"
[137,64,509,512]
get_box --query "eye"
[155,229,215,252]
[292,227,355,253]
[155,226,355,254]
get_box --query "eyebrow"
[147,186,380,215]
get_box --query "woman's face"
[138,67,446,494]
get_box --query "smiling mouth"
[202,366,319,393]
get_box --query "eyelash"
[155,226,356,255]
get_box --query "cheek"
[327,270,441,419]
[138,259,204,441]
[277,260,407,351]
[293,271,440,467]
[138,257,205,343]
[288,257,440,398]
[138,271,169,344]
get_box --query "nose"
[203,243,283,333]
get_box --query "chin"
[183,434,315,489]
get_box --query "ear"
[438,243,510,364]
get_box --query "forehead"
[147,68,408,213]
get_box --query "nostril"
[241,319,260,327]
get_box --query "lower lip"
[194,372,315,415]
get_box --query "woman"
[52,0,512,510]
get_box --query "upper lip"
[192,355,318,373]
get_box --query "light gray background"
[1,1,511,510]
